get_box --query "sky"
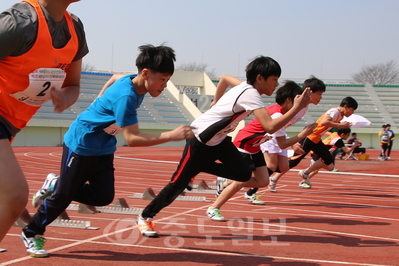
[1,0,399,82]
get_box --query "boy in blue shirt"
[20,44,194,257]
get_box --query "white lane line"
[1,204,211,265]
[5,153,396,265]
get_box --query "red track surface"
[1,147,398,266]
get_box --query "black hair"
[303,75,326,93]
[382,124,387,128]
[340,96,358,110]
[245,56,281,85]
[275,80,303,105]
[352,132,357,136]
[136,44,176,75]
[337,128,351,135]
[386,124,391,127]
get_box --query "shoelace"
[253,195,262,201]
[34,237,46,250]
[213,209,223,217]
[144,220,155,231]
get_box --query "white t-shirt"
[269,106,308,138]
[191,82,264,146]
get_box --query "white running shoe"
[268,177,278,192]
[215,177,228,197]
[244,192,265,205]
[206,207,226,221]
[298,170,312,189]
[136,215,158,237]
[299,181,312,189]
[32,173,59,208]
[20,232,48,257]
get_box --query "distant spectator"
[385,124,394,159]
[339,132,366,159]
[378,124,389,160]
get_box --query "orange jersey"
[322,132,340,146]
[0,0,79,129]
[307,107,343,144]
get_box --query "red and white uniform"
[234,103,308,154]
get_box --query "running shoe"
[206,207,226,222]
[32,173,59,208]
[268,177,278,192]
[20,232,48,257]
[136,215,158,237]
[244,192,265,205]
[298,170,312,189]
[215,177,228,197]
[332,168,339,172]
[299,181,312,189]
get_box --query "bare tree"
[177,62,217,79]
[352,60,399,85]
[82,62,96,72]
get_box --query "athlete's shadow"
[244,233,398,248]
[263,216,391,226]
[51,250,320,266]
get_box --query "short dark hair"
[245,56,281,85]
[386,124,391,127]
[136,44,176,75]
[382,124,387,128]
[303,76,326,93]
[352,132,357,136]
[337,128,351,135]
[340,96,358,110]
[275,80,303,105]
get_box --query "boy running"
[136,56,311,234]
[0,0,88,242]
[271,96,357,189]
[244,76,325,196]
[20,44,194,257]
[308,128,360,178]
[208,80,316,220]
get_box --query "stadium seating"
[26,71,398,148]
[32,72,398,129]
[33,72,193,125]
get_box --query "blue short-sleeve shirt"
[64,74,144,155]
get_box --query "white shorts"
[260,138,287,156]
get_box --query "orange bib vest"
[0,0,78,129]
[307,108,342,144]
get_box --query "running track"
[1,147,398,266]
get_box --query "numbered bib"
[9,68,66,107]
[103,123,123,136]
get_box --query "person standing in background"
[385,124,394,159]
[378,124,390,160]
